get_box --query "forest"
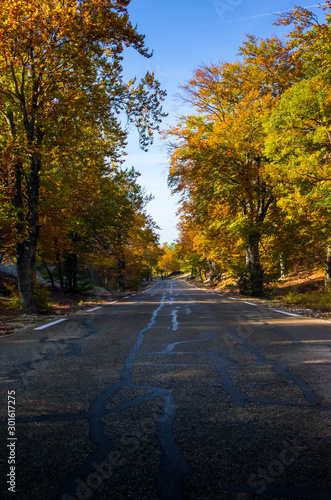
[0,0,165,313]
[164,3,331,298]
[2,2,331,315]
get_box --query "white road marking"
[228,297,236,300]
[243,302,258,306]
[34,319,68,330]
[86,307,102,312]
[273,310,301,317]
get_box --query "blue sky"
[122,1,323,244]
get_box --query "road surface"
[1,278,331,499]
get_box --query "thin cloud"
[175,4,323,31]
[225,4,322,23]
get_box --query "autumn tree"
[72,167,159,291]
[36,133,160,291]
[157,243,181,276]
[166,36,302,295]
[0,0,166,312]
[174,228,208,281]
[176,206,240,282]
[264,4,331,288]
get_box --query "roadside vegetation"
[282,290,331,312]
[0,0,166,313]
[2,3,331,318]
[155,244,331,318]
[164,4,331,299]
[0,267,155,336]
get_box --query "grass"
[282,290,331,311]
[5,284,22,311]
[218,279,237,291]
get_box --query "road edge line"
[34,318,68,331]
[272,309,301,317]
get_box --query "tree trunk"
[9,98,44,313]
[246,230,264,297]
[89,265,95,285]
[14,159,40,313]
[42,261,56,289]
[117,256,126,290]
[325,245,331,291]
[207,257,221,283]
[16,239,37,313]
[56,257,64,289]
[65,253,78,291]
[207,256,214,283]
[279,253,286,280]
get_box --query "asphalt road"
[1,278,331,500]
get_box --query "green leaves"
[0,0,166,309]
[165,5,331,291]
